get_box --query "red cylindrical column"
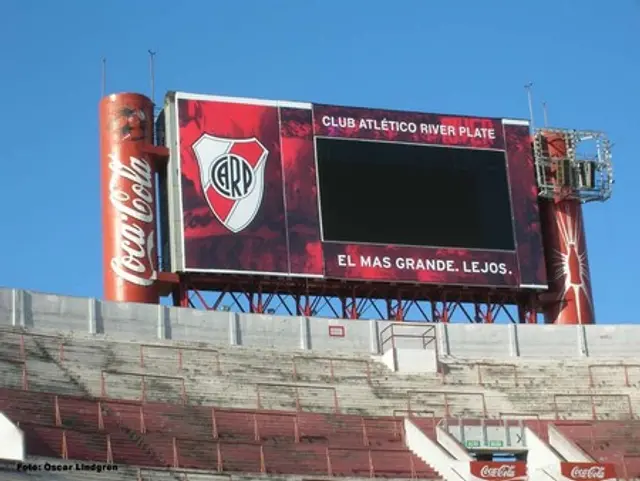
[539,133,595,324]
[99,93,159,304]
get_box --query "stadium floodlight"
[533,128,613,203]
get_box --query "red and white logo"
[108,153,156,286]
[193,134,268,233]
[480,465,516,479]
[570,466,605,479]
[561,463,615,481]
[470,462,527,481]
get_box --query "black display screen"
[316,137,515,251]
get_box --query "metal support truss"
[167,276,542,324]
[533,128,613,203]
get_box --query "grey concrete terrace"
[0,288,639,421]
[0,288,639,359]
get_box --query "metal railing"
[588,363,640,388]
[552,393,634,420]
[100,369,188,404]
[255,381,340,413]
[291,354,372,385]
[442,361,519,387]
[140,343,222,374]
[379,323,436,352]
[406,390,487,418]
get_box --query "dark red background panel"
[280,107,324,275]
[178,98,289,273]
[324,243,519,286]
[503,122,547,287]
[314,104,505,150]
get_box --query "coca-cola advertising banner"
[167,92,546,288]
[560,463,616,481]
[100,93,158,304]
[469,462,527,481]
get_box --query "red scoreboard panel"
[161,92,547,290]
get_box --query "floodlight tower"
[534,129,613,324]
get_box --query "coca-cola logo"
[480,465,517,479]
[108,153,156,287]
[569,466,606,480]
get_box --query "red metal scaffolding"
[158,272,541,323]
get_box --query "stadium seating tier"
[2,292,640,480]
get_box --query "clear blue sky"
[0,0,638,323]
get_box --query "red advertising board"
[469,461,527,481]
[167,92,546,289]
[560,462,616,481]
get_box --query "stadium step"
[4,328,640,422]
[3,324,640,479]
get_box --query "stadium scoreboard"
[159,93,547,289]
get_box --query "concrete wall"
[0,288,639,359]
